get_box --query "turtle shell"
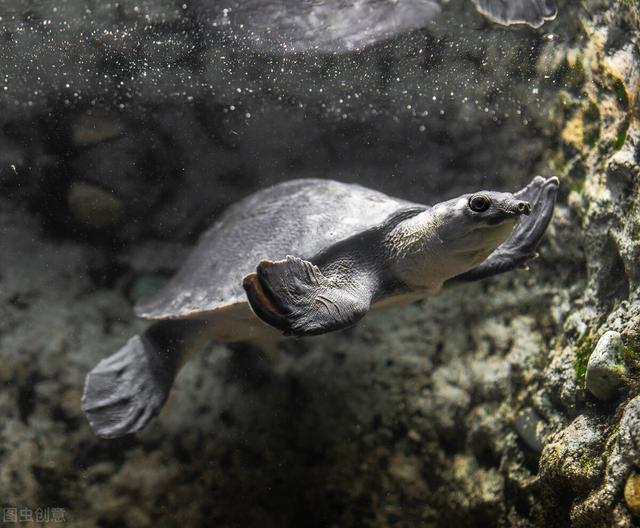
[135,179,420,321]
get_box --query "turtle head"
[435,190,531,255]
[387,189,531,288]
[463,190,531,225]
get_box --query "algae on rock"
[532,0,640,525]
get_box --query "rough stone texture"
[0,0,639,527]
[585,330,627,401]
[533,1,640,525]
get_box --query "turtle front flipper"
[445,175,559,285]
[471,0,557,28]
[243,256,372,337]
[82,320,206,438]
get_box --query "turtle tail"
[81,320,203,438]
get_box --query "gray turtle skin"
[201,0,557,54]
[82,176,559,438]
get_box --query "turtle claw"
[515,175,558,209]
[82,334,176,438]
[509,176,559,255]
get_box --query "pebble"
[625,472,640,516]
[585,331,626,401]
[67,182,124,229]
[514,407,546,453]
[72,114,124,146]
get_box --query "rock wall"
[533,1,640,525]
[0,0,639,527]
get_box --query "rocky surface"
[0,0,639,527]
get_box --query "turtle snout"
[516,200,531,215]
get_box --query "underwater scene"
[0,0,639,526]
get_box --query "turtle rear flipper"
[82,321,203,438]
[471,0,557,27]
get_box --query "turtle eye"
[468,194,491,213]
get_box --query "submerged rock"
[585,331,627,401]
[514,407,547,453]
[71,113,125,147]
[67,182,124,229]
[624,473,640,517]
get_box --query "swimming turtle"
[203,0,557,54]
[82,176,559,438]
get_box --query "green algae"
[614,126,628,150]
[613,79,630,110]
[570,180,585,193]
[583,102,601,148]
[622,343,640,364]
[578,453,601,477]
[617,0,635,9]
[566,56,586,92]
[574,333,596,388]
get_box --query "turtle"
[201,0,557,54]
[82,175,559,438]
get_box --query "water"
[0,1,638,526]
